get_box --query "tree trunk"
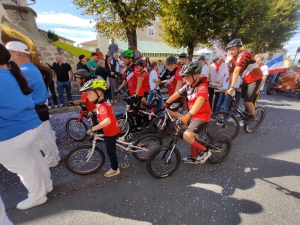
[187,44,195,61]
[126,28,137,50]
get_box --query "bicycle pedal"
[120,161,130,168]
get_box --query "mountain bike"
[149,91,162,111]
[65,132,162,175]
[146,109,232,178]
[206,95,266,140]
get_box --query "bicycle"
[65,104,93,141]
[205,95,266,140]
[146,109,232,178]
[149,91,162,111]
[65,132,162,175]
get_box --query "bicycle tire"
[116,115,133,136]
[206,111,240,140]
[66,118,88,141]
[133,134,163,161]
[207,135,232,164]
[65,145,105,175]
[147,115,170,138]
[244,106,266,133]
[146,145,181,178]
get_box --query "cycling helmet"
[121,49,134,58]
[80,79,107,92]
[74,69,91,80]
[135,59,146,67]
[134,50,142,59]
[197,55,205,61]
[179,53,188,59]
[179,62,202,76]
[166,56,177,65]
[226,39,243,50]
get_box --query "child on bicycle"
[80,79,121,177]
[163,62,212,164]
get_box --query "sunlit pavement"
[2,90,300,225]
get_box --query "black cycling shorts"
[241,79,262,102]
[187,119,209,134]
[144,92,149,99]
[167,97,184,112]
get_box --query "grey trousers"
[109,77,117,100]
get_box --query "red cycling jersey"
[178,81,211,122]
[230,50,263,84]
[141,70,150,93]
[159,67,182,96]
[96,100,120,136]
[122,65,144,97]
[80,92,96,112]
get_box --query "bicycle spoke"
[68,149,102,173]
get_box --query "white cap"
[6,41,30,54]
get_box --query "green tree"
[47,31,59,43]
[73,0,160,50]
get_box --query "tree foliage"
[47,30,59,43]
[73,0,160,49]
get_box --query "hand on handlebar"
[86,129,94,136]
[68,101,75,106]
[115,90,121,97]
[161,102,169,109]
[152,89,157,94]
[181,112,192,124]
[87,111,95,118]
[226,87,234,95]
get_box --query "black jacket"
[105,63,117,79]
[77,62,90,73]
[95,67,109,81]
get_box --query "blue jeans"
[215,93,232,120]
[56,81,72,105]
[147,89,162,107]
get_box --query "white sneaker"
[48,160,59,168]
[54,105,59,108]
[48,106,52,110]
[196,150,212,164]
[239,121,244,127]
[17,196,47,210]
[227,118,235,123]
[104,168,120,177]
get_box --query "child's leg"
[104,135,119,170]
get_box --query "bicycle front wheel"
[146,145,181,178]
[65,146,105,175]
[148,115,169,138]
[116,115,133,136]
[207,135,232,164]
[133,134,162,161]
[66,118,88,141]
[244,106,266,133]
[206,111,240,140]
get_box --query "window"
[149,28,154,36]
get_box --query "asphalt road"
[1,90,300,225]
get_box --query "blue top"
[0,68,41,141]
[20,62,49,105]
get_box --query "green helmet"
[80,79,107,92]
[121,49,134,58]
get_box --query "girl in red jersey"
[80,79,121,177]
[164,62,212,164]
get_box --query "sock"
[191,139,206,154]
[191,146,198,159]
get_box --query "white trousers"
[0,125,52,202]
[39,121,59,163]
[0,197,13,225]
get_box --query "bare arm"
[117,80,127,91]
[91,118,111,132]
[72,99,85,105]
[154,79,162,90]
[226,66,242,94]
[257,75,267,93]
[165,92,180,104]
[52,70,57,82]
[175,80,183,93]
[69,70,73,81]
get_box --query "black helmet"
[135,59,146,67]
[179,53,188,59]
[179,62,202,76]
[74,69,91,80]
[166,56,177,65]
[226,39,243,50]
[197,55,205,61]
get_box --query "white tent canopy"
[195,48,213,54]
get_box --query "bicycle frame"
[76,104,88,122]
[226,96,251,121]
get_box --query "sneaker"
[244,116,256,125]
[131,128,143,134]
[227,118,235,123]
[59,104,65,107]
[46,186,53,193]
[182,155,200,165]
[104,168,120,177]
[196,150,212,164]
[56,156,61,162]
[48,106,52,110]
[54,105,59,108]
[239,121,244,127]
[48,160,59,168]
[17,196,47,210]
[216,121,223,126]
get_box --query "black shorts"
[241,79,262,102]
[167,97,184,112]
[144,92,149,99]
[187,119,209,134]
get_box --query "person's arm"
[69,69,73,81]
[135,76,144,94]
[91,118,111,132]
[175,80,183,93]
[72,99,86,104]
[154,79,162,89]
[117,80,127,91]
[165,92,180,104]
[52,70,56,82]
[226,66,242,94]
[257,75,267,93]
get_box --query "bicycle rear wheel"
[133,134,162,161]
[146,145,181,178]
[207,135,232,164]
[116,115,133,136]
[244,106,266,133]
[66,118,88,141]
[65,146,105,175]
[148,115,169,138]
[206,111,240,140]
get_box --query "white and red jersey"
[177,64,187,86]
[96,100,120,136]
[159,67,182,96]
[141,70,150,93]
[178,81,211,122]
[230,50,263,84]
[122,65,144,97]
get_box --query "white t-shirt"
[201,64,209,77]
[149,70,160,90]
[259,65,269,90]
[209,62,229,87]
[157,65,164,74]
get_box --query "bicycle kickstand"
[120,154,130,168]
